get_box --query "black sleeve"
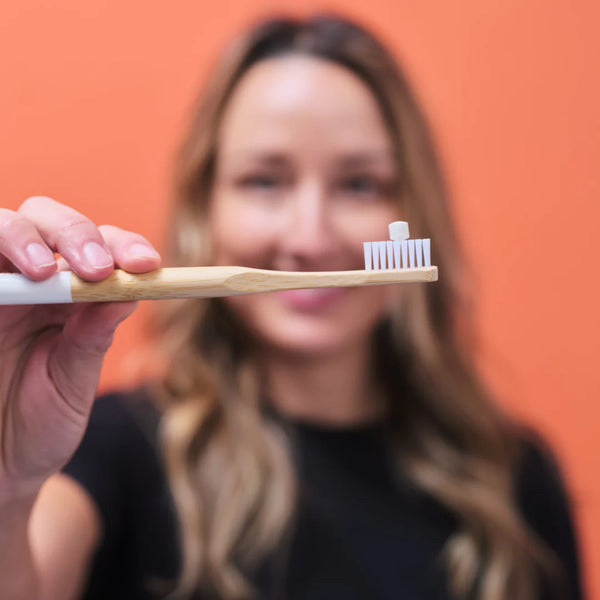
[62,392,135,538]
[516,433,585,600]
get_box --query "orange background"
[1,1,598,597]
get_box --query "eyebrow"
[224,149,395,168]
[335,151,396,168]
[222,151,289,169]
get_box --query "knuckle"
[0,209,21,238]
[61,216,93,231]
[72,334,113,359]
[58,217,98,239]
[97,224,119,239]
[19,195,55,213]
[99,224,147,246]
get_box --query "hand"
[0,196,161,500]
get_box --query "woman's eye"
[341,176,379,195]
[239,174,281,190]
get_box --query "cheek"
[209,196,278,266]
[331,203,403,249]
[348,286,392,328]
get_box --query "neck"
[260,344,384,426]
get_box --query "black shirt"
[63,392,584,600]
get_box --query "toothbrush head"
[363,222,430,270]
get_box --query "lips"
[274,287,348,311]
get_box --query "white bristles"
[363,242,372,270]
[393,241,401,268]
[364,224,432,271]
[372,243,380,269]
[378,241,387,269]
[386,241,394,269]
[401,241,408,268]
[423,238,431,267]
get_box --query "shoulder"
[65,387,162,467]
[513,428,574,529]
[513,428,584,600]
[83,387,162,446]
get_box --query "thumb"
[47,302,138,411]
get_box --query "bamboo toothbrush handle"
[0,266,438,305]
[72,266,256,302]
[73,266,438,302]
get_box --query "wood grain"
[70,266,438,302]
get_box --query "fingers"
[18,197,113,281]
[0,196,161,281]
[0,208,57,280]
[54,227,161,274]
[98,225,161,273]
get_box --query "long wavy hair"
[150,14,560,600]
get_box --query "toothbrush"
[0,223,436,305]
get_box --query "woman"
[0,15,583,600]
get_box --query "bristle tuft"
[363,242,372,270]
[378,241,387,269]
[423,239,431,267]
[416,239,423,268]
[386,241,394,270]
[364,233,432,271]
[408,240,415,268]
[393,241,401,268]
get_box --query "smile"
[274,287,348,311]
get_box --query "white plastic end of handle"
[388,221,410,241]
[0,271,72,305]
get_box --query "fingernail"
[26,242,56,268]
[128,243,160,260]
[83,242,113,269]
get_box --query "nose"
[279,178,338,266]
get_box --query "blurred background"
[1,1,598,597]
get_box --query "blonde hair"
[150,15,561,600]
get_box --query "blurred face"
[210,56,401,358]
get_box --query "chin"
[257,324,359,358]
